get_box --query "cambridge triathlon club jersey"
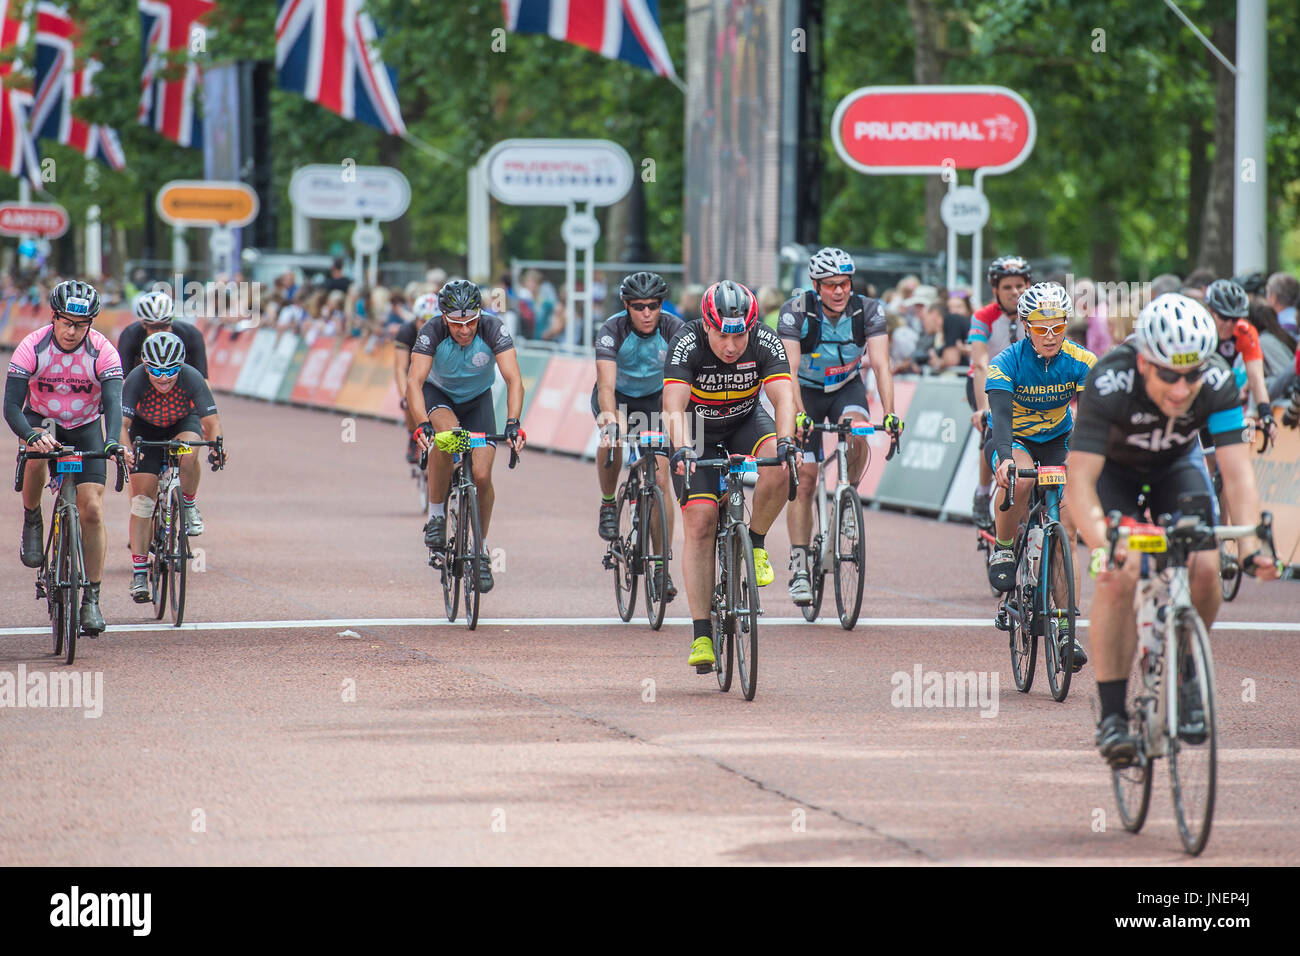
[411,312,514,404]
[775,292,887,394]
[663,320,791,424]
[985,338,1096,443]
[7,325,123,428]
[967,301,1021,377]
[595,310,686,397]
[121,364,217,429]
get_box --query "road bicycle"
[1205,468,1244,603]
[993,463,1077,701]
[16,446,125,665]
[800,418,899,629]
[602,430,673,630]
[690,446,797,701]
[132,437,225,627]
[1105,497,1277,856]
[423,429,519,631]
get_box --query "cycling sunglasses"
[1025,321,1067,337]
[54,313,93,330]
[625,301,660,313]
[1152,364,1205,385]
[146,365,182,378]
[444,310,480,325]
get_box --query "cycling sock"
[1098,679,1128,720]
[601,493,616,503]
[749,529,766,550]
[131,554,148,572]
[428,501,444,520]
[693,618,712,641]
[996,537,1013,549]
[182,492,196,506]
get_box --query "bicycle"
[1104,498,1277,856]
[690,446,797,701]
[800,418,899,629]
[132,437,224,627]
[602,429,673,630]
[422,429,519,631]
[15,446,126,665]
[1206,467,1243,603]
[993,463,1077,702]
[413,459,429,514]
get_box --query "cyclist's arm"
[1243,357,1270,410]
[764,376,798,445]
[779,338,807,417]
[987,388,1015,471]
[494,347,525,422]
[662,381,692,452]
[199,412,222,443]
[865,334,894,415]
[1063,449,1108,551]
[406,352,434,424]
[1216,441,1264,556]
[595,359,619,428]
[100,377,124,447]
[4,373,35,441]
[970,340,990,412]
[392,344,410,404]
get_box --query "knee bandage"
[131,495,155,518]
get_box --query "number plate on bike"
[639,430,666,446]
[729,457,757,474]
[174,444,193,455]
[1128,525,1167,552]
[56,453,82,473]
[468,432,487,448]
[1037,466,1066,486]
[851,424,874,436]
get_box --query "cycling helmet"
[438,278,481,314]
[808,247,855,281]
[701,280,758,334]
[1134,294,1217,370]
[412,292,440,319]
[50,279,101,320]
[140,330,186,370]
[1204,278,1249,318]
[134,289,174,323]
[1017,282,1073,322]
[987,255,1032,287]
[619,271,668,301]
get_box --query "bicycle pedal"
[35,580,46,599]
[994,608,1010,631]
[695,663,713,675]
[601,553,615,571]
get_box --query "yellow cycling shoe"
[688,636,716,670]
[753,547,774,586]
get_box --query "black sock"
[749,529,765,550]
[1098,680,1128,720]
[693,618,712,641]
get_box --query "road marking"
[2,616,1299,636]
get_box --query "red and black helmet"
[701,280,758,334]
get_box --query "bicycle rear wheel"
[169,486,187,627]
[641,481,669,631]
[61,510,81,665]
[612,481,638,622]
[1218,542,1242,602]
[1112,639,1154,833]
[151,499,168,620]
[730,527,760,701]
[462,485,483,631]
[1042,522,1076,702]
[442,490,461,622]
[801,488,825,623]
[833,487,866,630]
[1168,608,1217,855]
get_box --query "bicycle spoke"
[1168,610,1217,855]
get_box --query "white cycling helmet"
[134,289,174,323]
[1134,293,1217,370]
[808,247,855,281]
[1017,282,1073,322]
[412,292,440,319]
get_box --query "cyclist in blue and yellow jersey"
[984,283,1096,666]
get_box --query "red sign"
[0,202,70,238]
[832,86,1035,175]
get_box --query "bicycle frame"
[808,420,876,575]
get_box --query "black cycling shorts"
[22,410,106,486]
[799,377,871,460]
[673,408,777,507]
[1096,455,1215,546]
[422,383,497,447]
[983,431,1069,472]
[129,415,204,475]
[590,385,662,435]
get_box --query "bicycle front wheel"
[151,501,168,620]
[641,481,669,631]
[61,509,81,665]
[1113,636,1153,833]
[729,527,759,701]
[612,481,638,622]
[462,485,483,631]
[442,491,461,622]
[1168,608,1217,855]
[1042,522,1076,702]
[801,486,825,623]
[169,487,188,627]
[833,486,866,630]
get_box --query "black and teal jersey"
[411,312,514,404]
[594,310,685,398]
[776,291,886,393]
[986,338,1097,444]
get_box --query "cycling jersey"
[394,319,419,352]
[967,301,1020,378]
[595,310,685,398]
[775,292,886,393]
[986,339,1096,451]
[411,312,514,404]
[1071,344,1244,471]
[663,320,791,423]
[116,319,209,378]
[122,364,217,429]
[6,325,123,428]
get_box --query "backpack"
[794,290,878,354]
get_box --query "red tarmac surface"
[2,395,1297,865]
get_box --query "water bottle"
[1025,526,1044,580]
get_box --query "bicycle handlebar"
[691,449,800,502]
[16,446,127,494]
[133,435,226,471]
[418,430,520,470]
[806,417,900,460]
[1103,509,1277,572]
[998,466,1045,512]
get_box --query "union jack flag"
[138,0,214,148]
[275,0,406,136]
[501,0,677,80]
[0,0,40,185]
[32,2,126,170]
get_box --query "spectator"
[1149,273,1182,298]
[542,288,568,343]
[902,284,938,332]
[947,288,973,319]
[277,288,310,334]
[324,258,350,294]
[426,267,448,291]
[1071,278,1112,355]
[1266,271,1298,336]
[887,308,919,373]
[1245,301,1298,398]
[1183,267,1215,293]
[678,283,705,322]
[758,285,783,331]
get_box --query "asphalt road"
[2,394,1297,865]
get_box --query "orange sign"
[156,180,259,227]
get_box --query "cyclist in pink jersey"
[4,280,128,634]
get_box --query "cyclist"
[4,280,125,634]
[116,289,209,379]
[969,255,1033,528]
[408,279,526,594]
[1204,278,1277,448]
[118,332,227,602]
[594,271,684,599]
[1064,294,1280,767]
[776,246,901,605]
[662,280,799,672]
[984,283,1095,668]
[395,291,439,465]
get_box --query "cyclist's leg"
[787,386,826,554]
[423,382,460,508]
[126,426,163,559]
[455,389,499,536]
[969,376,994,520]
[1148,456,1222,628]
[171,418,204,499]
[623,392,671,549]
[1028,434,1076,597]
[1089,463,1144,687]
[674,440,722,660]
[66,419,108,582]
[739,409,784,538]
[592,384,623,498]
[830,377,872,484]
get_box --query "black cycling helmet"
[140,330,186,369]
[619,271,668,301]
[438,278,482,315]
[50,279,101,320]
[987,255,1032,288]
[1205,278,1249,319]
